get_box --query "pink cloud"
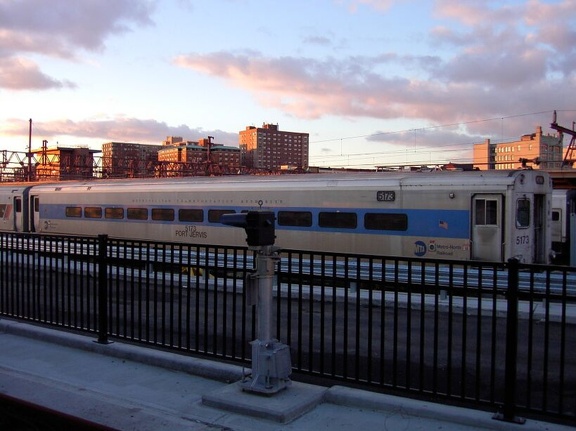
[0,0,154,90]
[2,117,238,147]
[0,0,154,56]
[434,0,517,27]
[173,48,567,130]
[0,57,76,90]
[172,0,575,140]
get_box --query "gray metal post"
[256,247,275,342]
[240,245,292,395]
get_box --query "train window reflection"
[475,199,498,226]
[516,198,530,228]
[105,207,124,219]
[0,204,6,218]
[318,211,357,229]
[66,207,82,218]
[152,208,175,221]
[364,213,408,231]
[278,211,312,227]
[179,209,204,222]
[208,209,235,223]
[84,207,102,218]
[127,208,148,220]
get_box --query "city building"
[32,141,99,181]
[156,136,241,176]
[239,123,309,171]
[162,136,185,146]
[101,142,162,178]
[473,126,563,170]
[157,141,206,176]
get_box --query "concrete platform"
[203,381,326,423]
[0,318,574,431]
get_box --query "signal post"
[220,211,292,395]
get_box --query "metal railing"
[0,232,574,424]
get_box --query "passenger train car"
[0,170,553,263]
[551,189,576,266]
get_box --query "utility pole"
[27,119,33,181]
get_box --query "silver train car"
[551,188,576,266]
[0,170,553,263]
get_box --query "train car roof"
[0,170,549,192]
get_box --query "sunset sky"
[1,0,575,169]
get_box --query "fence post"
[493,257,525,424]
[96,234,111,344]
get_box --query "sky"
[0,0,575,169]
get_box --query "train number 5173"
[516,235,530,245]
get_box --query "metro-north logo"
[414,240,427,257]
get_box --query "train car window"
[179,209,204,222]
[84,207,103,219]
[364,213,408,231]
[208,209,235,223]
[278,211,312,227]
[105,208,124,219]
[34,197,39,212]
[516,198,530,228]
[0,204,6,218]
[152,208,175,221]
[65,207,82,217]
[552,210,560,222]
[14,199,22,213]
[474,199,498,225]
[318,211,357,229]
[127,208,148,220]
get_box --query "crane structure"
[550,110,576,168]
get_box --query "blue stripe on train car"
[41,204,470,239]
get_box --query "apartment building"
[101,142,162,178]
[239,123,309,171]
[473,126,563,170]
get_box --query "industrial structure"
[1,117,575,184]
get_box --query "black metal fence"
[0,232,575,424]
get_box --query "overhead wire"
[309,109,576,168]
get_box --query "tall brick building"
[101,142,162,178]
[239,123,309,171]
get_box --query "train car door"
[471,194,503,261]
[30,195,39,232]
[570,205,576,267]
[568,191,576,267]
[13,196,23,232]
[532,194,546,263]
